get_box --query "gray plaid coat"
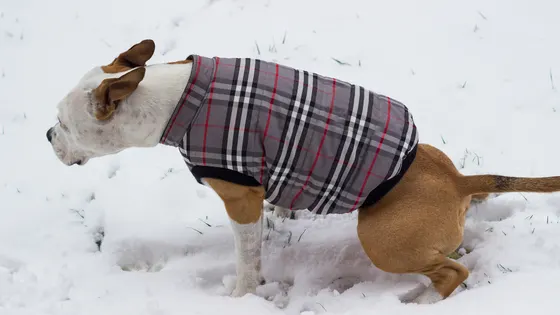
[160,55,418,215]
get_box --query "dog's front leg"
[229,210,263,296]
[203,178,265,297]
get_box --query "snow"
[1,0,560,314]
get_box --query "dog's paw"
[228,276,264,297]
[398,284,427,303]
[256,281,291,307]
[400,284,443,304]
[413,286,443,304]
[230,281,259,297]
[231,285,255,297]
[273,206,296,220]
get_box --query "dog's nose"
[46,128,53,142]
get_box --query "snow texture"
[1,0,560,314]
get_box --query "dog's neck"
[119,63,193,147]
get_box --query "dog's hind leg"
[405,257,469,303]
[356,144,472,303]
[357,202,469,304]
[204,178,266,297]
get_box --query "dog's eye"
[58,117,69,131]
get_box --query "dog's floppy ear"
[102,39,155,73]
[93,67,146,120]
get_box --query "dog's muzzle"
[46,127,82,166]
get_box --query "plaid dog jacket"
[160,55,419,215]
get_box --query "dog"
[46,39,560,303]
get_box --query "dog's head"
[46,39,156,166]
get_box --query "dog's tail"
[459,174,560,196]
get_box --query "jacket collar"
[159,54,216,147]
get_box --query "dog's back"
[162,55,419,214]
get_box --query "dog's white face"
[49,67,128,165]
[47,40,158,166]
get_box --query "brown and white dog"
[46,39,560,303]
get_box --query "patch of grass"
[255,41,261,55]
[107,167,119,179]
[497,263,512,273]
[283,231,293,248]
[100,39,112,48]
[94,227,104,251]
[477,10,488,20]
[472,152,481,165]
[331,57,351,66]
[69,208,85,220]
[447,247,472,260]
[297,229,307,242]
[447,251,462,260]
[198,218,212,227]
[160,168,175,180]
[269,39,277,53]
[186,226,203,235]
[459,149,468,169]
[266,217,274,230]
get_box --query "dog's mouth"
[53,149,87,166]
[49,133,90,167]
[71,157,89,166]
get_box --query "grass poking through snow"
[255,41,261,55]
[331,57,351,66]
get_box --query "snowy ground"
[2,0,560,314]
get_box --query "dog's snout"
[46,128,54,142]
